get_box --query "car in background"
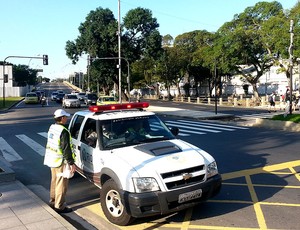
[56,93,65,103]
[35,91,42,102]
[96,96,118,105]
[84,93,98,105]
[51,92,58,101]
[24,92,39,104]
[62,94,81,108]
[76,92,86,101]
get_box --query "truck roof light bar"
[89,102,149,113]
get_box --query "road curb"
[254,118,300,132]
[0,158,15,183]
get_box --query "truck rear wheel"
[100,179,133,226]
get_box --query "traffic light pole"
[2,55,48,107]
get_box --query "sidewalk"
[0,160,75,230]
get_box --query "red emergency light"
[89,102,149,113]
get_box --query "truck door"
[69,114,85,169]
[79,118,98,175]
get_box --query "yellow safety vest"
[44,124,74,168]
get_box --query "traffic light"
[43,55,48,65]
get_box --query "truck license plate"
[178,189,202,203]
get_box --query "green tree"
[13,64,38,86]
[215,1,288,101]
[162,34,173,47]
[155,46,183,99]
[65,7,162,99]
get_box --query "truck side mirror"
[169,127,179,136]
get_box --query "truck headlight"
[207,161,218,178]
[132,177,160,193]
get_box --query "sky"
[0,0,298,80]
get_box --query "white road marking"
[38,132,48,138]
[15,134,45,156]
[0,137,23,162]
[165,121,221,133]
[177,119,249,130]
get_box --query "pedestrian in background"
[268,91,276,112]
[44,109,76,213]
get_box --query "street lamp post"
[118,0,122,103]
[90,57,130,102]
[289,19,294,115]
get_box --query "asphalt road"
[0,82,299,229]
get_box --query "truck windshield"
[100,115,175,150]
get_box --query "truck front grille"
[161,165,205,190]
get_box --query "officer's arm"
[61,130,75,165]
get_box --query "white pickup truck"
[68,102,222,226]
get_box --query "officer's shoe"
[55,207,73,213]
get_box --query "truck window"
[81,118,97,148]
[69,115,85,139]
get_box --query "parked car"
[84,93,98,105]
[96,96,118,105]
[62,94,81,108]
[24,92,39,104]
[76,92,86,101]
[51,92,58,101]
[55,93,65,103]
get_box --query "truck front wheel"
[100,179,133,226]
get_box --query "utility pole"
[117,0,122,103]
[289,19,294,115]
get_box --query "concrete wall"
[0,85,32,97]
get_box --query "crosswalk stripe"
[0,137,23,162]
[15,134,46,156]
[178,133,190,136]
[38,132,48,138]
[165,121,221,133]
[169,120,235,131]
[178,129,206,135]
[177,119,249,130]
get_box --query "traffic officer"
[44,109,76,213]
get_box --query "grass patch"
[271,114,300,123]
[0,97,23,110]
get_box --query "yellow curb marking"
[221,160,300,180]
[223,182,300,189]
[181,207,193,230]
[245,175,267,230]
[289,167,300,182]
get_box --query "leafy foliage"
[65,7,162,97]
[13,65,38,86]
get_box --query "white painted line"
[165,121,220,133]
[16,134,45,156]
[177,119,249,130]
[178,133,190,136]
[178,129,206,135]
[38,132,48,138]
[0,137,23,162]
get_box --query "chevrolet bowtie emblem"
[182,173,192,180]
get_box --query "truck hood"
[111,139,214,175]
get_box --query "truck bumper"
[121,174,222,218]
